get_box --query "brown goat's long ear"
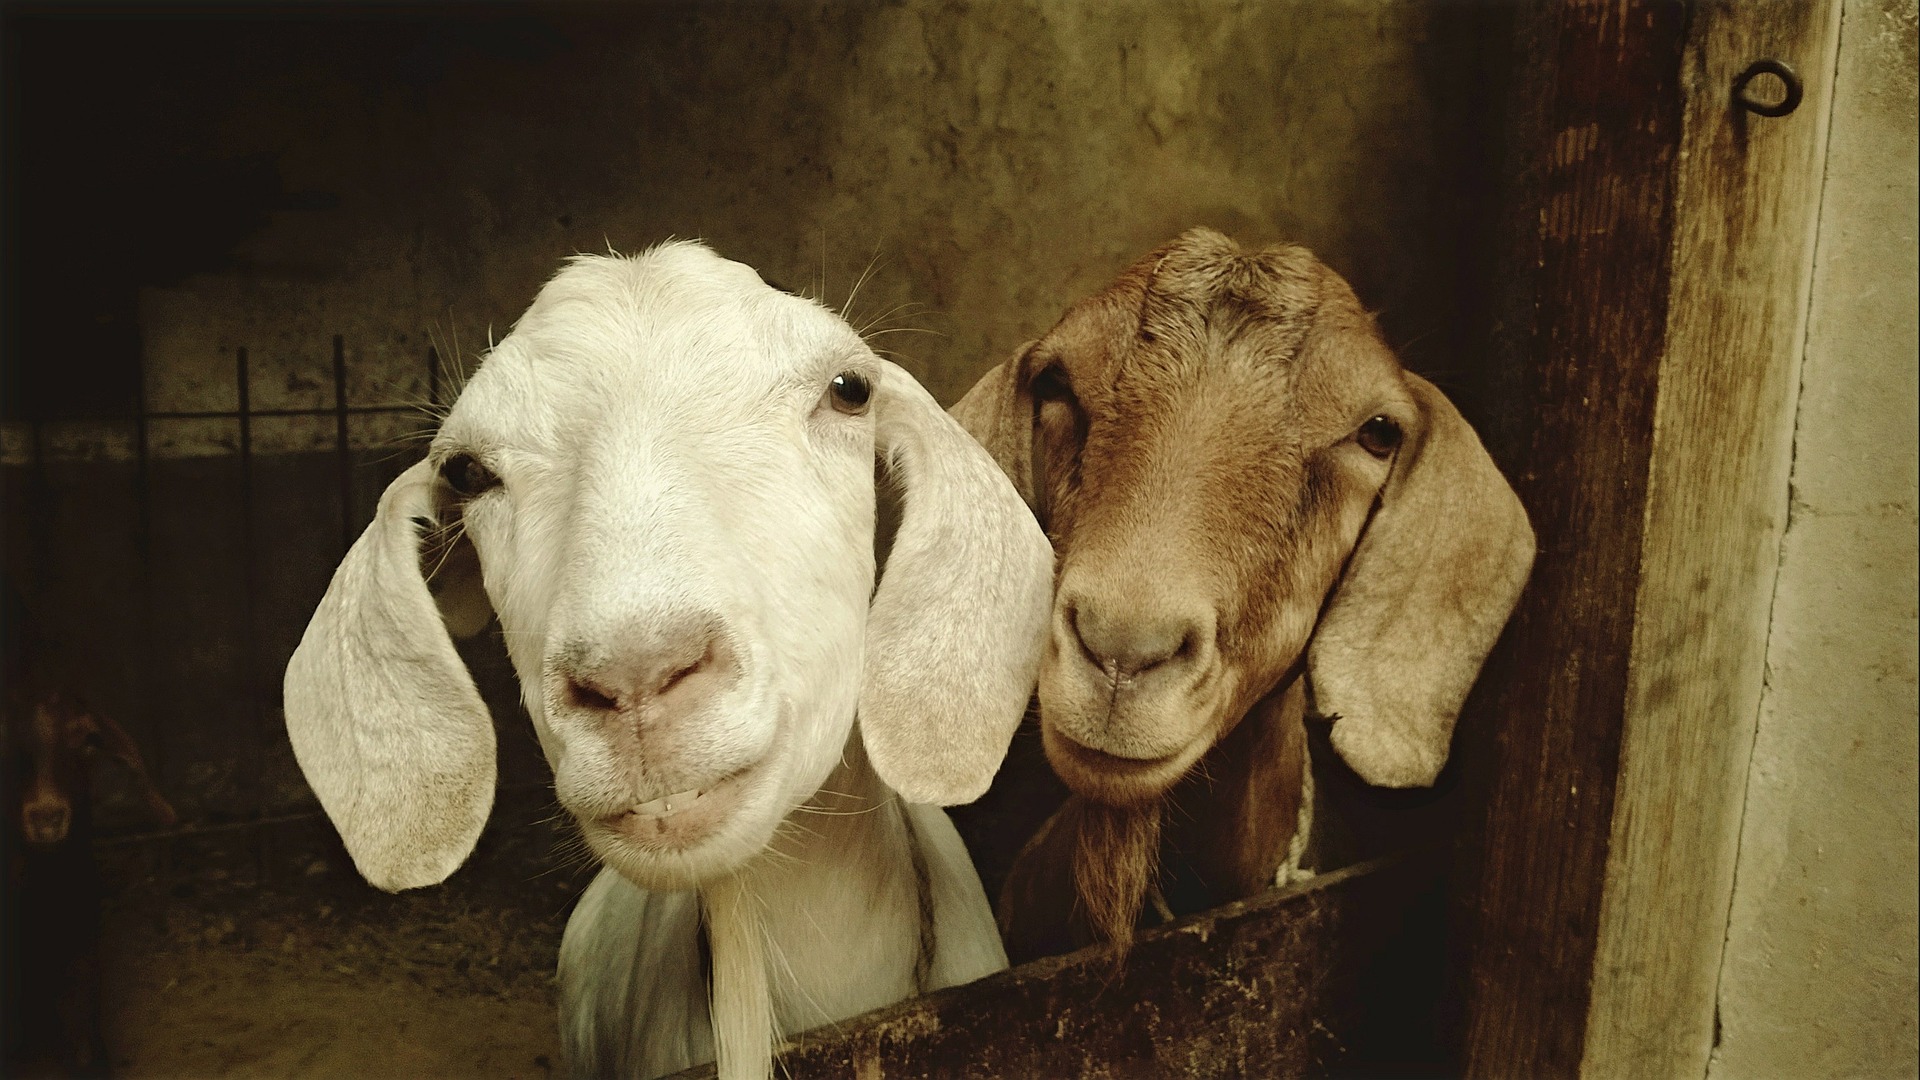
[283,459,497,890]
[861,361,1054,805]
[1308,374,1535,787]
[948,346,1037,508]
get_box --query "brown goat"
[953,228,1534,959]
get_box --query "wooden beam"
[1450,1,1690,1075]
[668,856,1441,1078]
[1453,2,1845,1075]
[1585,3,1842,1076]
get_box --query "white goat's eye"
[1355,415,1403,459]
[827,371,872,415]
[441,452,501,497]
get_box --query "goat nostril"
[1173,628,1199,663]
[567,678,619,713]
[657,643,711,697]
[1068,604,1108,672]
[1065,601,1111,674]
[666,633,739,698]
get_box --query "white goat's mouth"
[585,764,756,853]
[625,785,707,818]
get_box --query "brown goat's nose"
[557,612,739,726]
[1067,596,1210,681]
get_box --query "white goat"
[282,241,1054,1079]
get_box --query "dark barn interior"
[6,2,1908,1078]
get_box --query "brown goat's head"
[956,229,1533,946]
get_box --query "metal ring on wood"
[1733,59,1803,118]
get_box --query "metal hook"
[1733,59,1803,118]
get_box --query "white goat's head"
[285,241,1052,892]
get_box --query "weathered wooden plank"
[1584,3,1843,1076]
[1447,1,1690,1075]
[667,855,1437,1079]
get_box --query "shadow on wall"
[7,1,1511,423]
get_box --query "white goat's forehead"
[446,244,866,432]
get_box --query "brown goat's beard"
[1070,795,1165,956]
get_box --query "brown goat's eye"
[1355,416,1403,458]
[827,371,872,415]
[442,453,500,497]
[1030,363,1074,402]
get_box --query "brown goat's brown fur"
[997,679,1307,961]
[1070,797,1162,956]
[957,228,1534,961]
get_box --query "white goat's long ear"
[948,347,1037,508]
[1309,374,1535,788]
[861,361,1054,805]
[284,459,497,890]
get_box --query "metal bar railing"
[6,337,486,861]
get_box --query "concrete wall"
[1709,0,1920,1075]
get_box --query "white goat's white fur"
[283,241,1053,1078]
[558,749,1006,1077]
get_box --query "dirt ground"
[80,765,1061,1080]
[94,792,600,1079]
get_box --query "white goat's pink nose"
[555,611,740,726]
[1065,594,1213,681]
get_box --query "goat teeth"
[629,787,704,818]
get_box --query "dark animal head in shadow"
[955,228,1535,956]
[5,691,175,849]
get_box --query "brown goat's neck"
[1161,676,1309,909]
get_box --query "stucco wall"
[1709,0,1920,1075]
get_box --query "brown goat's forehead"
[1033,232,1414,645]
[1036,231,1403,432]
[1144,231,1325,335]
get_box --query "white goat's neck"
[699,733,924,1077]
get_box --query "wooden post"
[1449,1,1691,1072]
[1452,2,1841,1076]
[1585,2,1841,1075]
